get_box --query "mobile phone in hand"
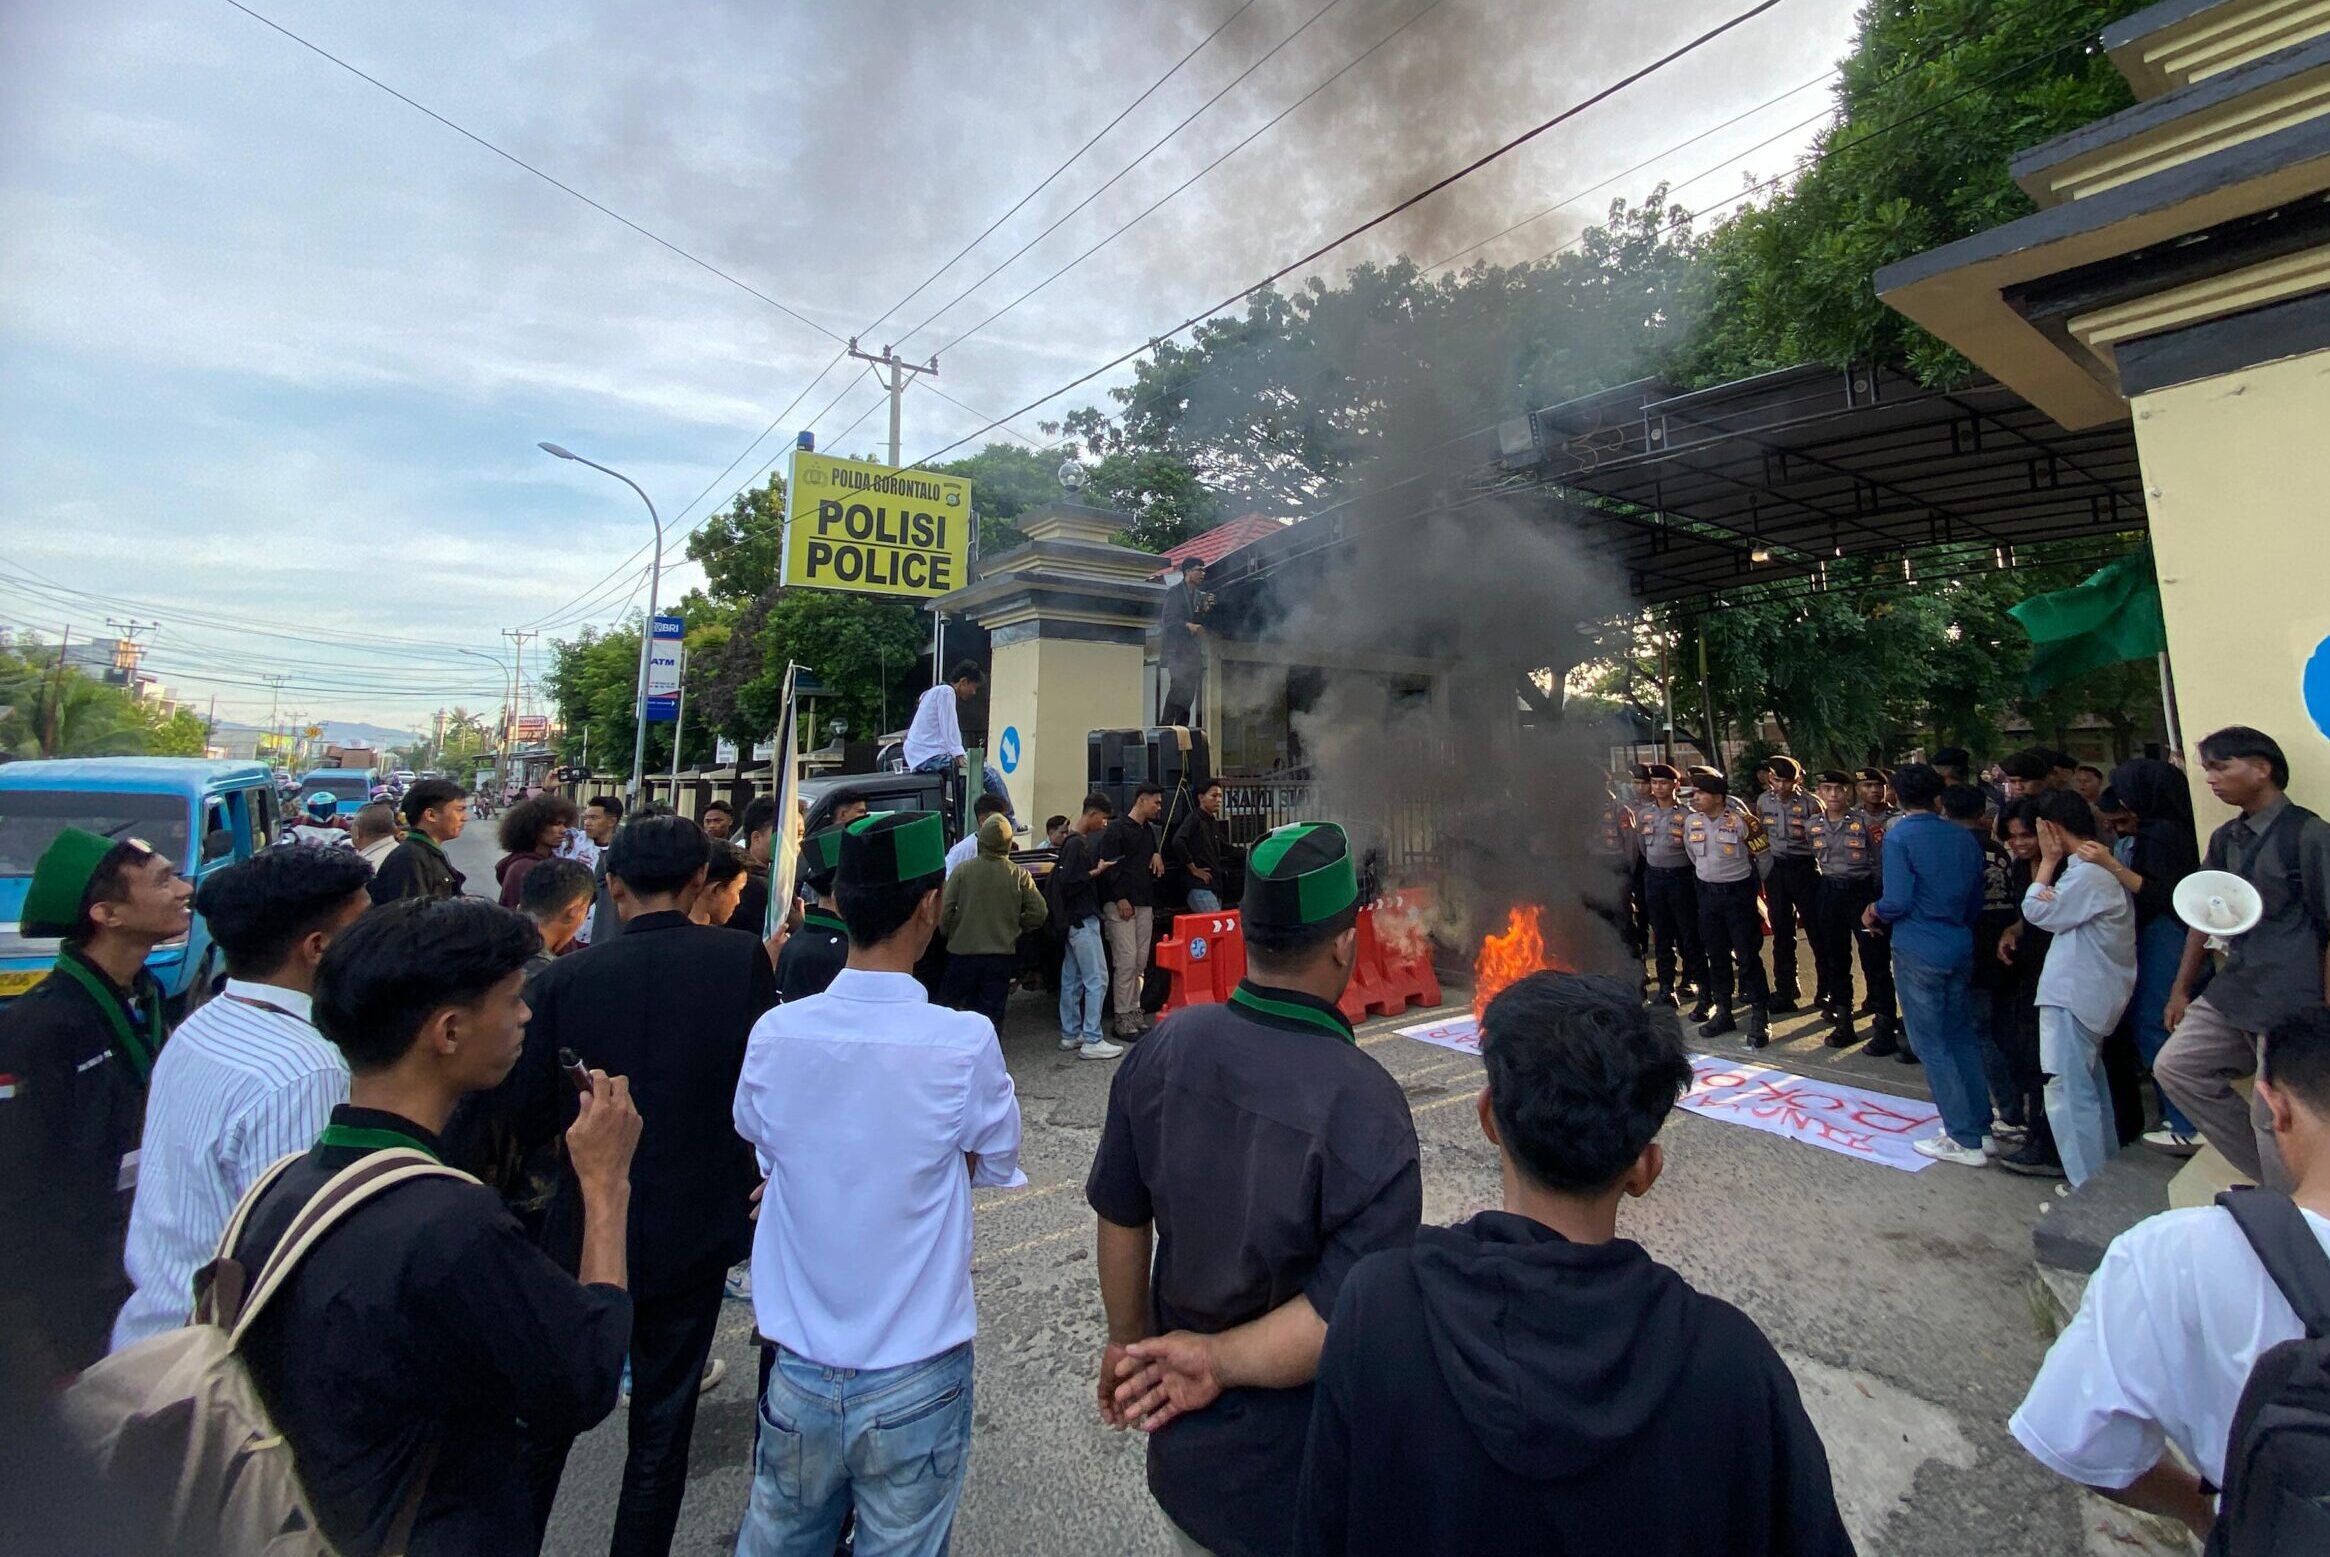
[558,1048,592,1095]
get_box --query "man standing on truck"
[0,829,194,1382]
[905,661,1014,819]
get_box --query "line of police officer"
[1609,757,1905,1055]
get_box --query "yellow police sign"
[781,451,972,599]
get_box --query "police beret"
[1628,763,1652,781]
[1854,766,1889,783]
[1684,765,1724,785]
[1694,770,1732,796]
[1643,763,1680,781]
[1814,770,1853,786]
[1243,821,1358,933]
[22,828,149,939]
[839,811,946,887]
[1767,755,1803,781]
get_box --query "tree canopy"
[0,636,216,760]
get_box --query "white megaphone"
[2173,870,2264,951]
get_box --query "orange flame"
[1474,904,1567,1019]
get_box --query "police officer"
[1808,771,1881,1047]
[1592,772,1644,972]
[1686,774,1770,1046]
[1755,756,1819,1014]
[1851,767,1904,1043]
[1635,764,1709,1015]
[0,828,193,1380]
[1087,821,1421,1557]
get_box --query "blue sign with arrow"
[999,725,1022,773]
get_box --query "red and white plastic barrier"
[1152,894,1442,1026]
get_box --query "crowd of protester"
[1,714,2325,1554]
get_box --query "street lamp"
[539,442,662,807]
[456,647,514,795]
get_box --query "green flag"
[2008,550,2167,695]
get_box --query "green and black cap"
[838,811,946,888]
[799,824,847,892]
[1243,821,1358,934]
[22,827,153,938]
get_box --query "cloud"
[0,0,1860,725]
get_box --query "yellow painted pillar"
[2133,347,2330,812]
[932,501,1165,830]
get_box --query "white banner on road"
[1391,1015,1940,1172]
[1680,1054,1940,1172]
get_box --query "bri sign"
[781,451,972,600]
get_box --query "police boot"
[1698,1006,1737,1038]
[1824,1012,1858,1049]
[1655,981,1678,1008]
[1766,990,1799,1016]
[1744,1005,1770,1049]
[1686,993,1713,1023]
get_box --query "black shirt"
[1157,579,1208,669]
[776,906,849,1000]
[524,911,774,1294]
[1295,1213,1852,1557]
[0,947,163,1376]
[368,833,463,903]
[1101,814,1161,911]
[1172,808,1224,881]
[238,1106,630,1556]
[1056,830,1103,924]
[1086,982,1422,1557]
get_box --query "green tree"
[142,707,212,757]
[1678,0,2153,386]
[0,639,157,758]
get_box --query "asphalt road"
[441,821,2192,1557]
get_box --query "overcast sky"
[0,0,1860,730]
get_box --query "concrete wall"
[990,634,1147,831]
[2134,345,2330,818]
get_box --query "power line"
[910,0,1790,466]
[929,0,1454,361]
[852,0,1263,344]
[219,0,848,347]
[892,0,1353,353]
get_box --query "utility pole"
[261,672,290,766]
[43,623,72,755]
[103,617,159,695]
[501,628,537,798]
[846,338,938,469]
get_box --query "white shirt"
[2022,858,2138,1034]
[903,684,964,770]
[356,834,398,869]
[2011,1202,2330,1488]
[112,981,348,1350]
[734,968,1026,1370]
[944,834,979,877]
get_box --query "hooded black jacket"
[1295,1211,1853,1556]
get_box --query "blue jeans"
[2040,1006,2118,1187]
[1186,889,1222,913]
[738,1341,974,1557]
[910,754,1013,816]
[1060,917,1107,1043]
[1894,948,1991,1149]
[2131,914,2195,1135]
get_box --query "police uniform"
[1685,782,1770,1045]
[1085,822,1421,1557]
[774,826,849,1001]
[1635,765,1709,1011]
[1807,773,1893,1046]
[1754,758,1819,1011]
[1590,780,1643,966]
[1851,769,1903,1034]
[0,829,170,1376]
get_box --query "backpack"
[57,1148,464,1557]
[2209,1189,2330,1556]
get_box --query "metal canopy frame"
[1211,363,2149,612]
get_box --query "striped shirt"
[111,980,348,1350]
